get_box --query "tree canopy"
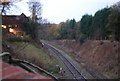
[106,2,120,41]
[51,2,120,42]
[80,14,93,39]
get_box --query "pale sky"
[10,0,119,24]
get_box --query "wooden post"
[0,14,2,81]
[0,15,2,54]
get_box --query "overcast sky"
[11,0,119,24]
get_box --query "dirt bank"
[52,40,119,79]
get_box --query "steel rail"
[43,42,87,81]
[50,47,79,80]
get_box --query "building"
[1,13,29,37]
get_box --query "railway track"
[43,42,88,81]
[2,41,106,80]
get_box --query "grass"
[42,40,117,79]
[6,39,105,79]
[42,40,94,79]
[104,71,118,79]
[6,41,65,78]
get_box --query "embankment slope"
[52,40,119,79]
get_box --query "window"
[8,25,12,27]
[1,25,6,29]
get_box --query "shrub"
[7,37,30,42]
[79,34,87,45]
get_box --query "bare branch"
[27,1,42,22]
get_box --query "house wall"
[2,13,29,39]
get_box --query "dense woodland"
[46,2,120,42]
[23,1,119,44]
[1,1,120,43]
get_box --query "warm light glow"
[9,28,14,32]
[1,25,7,29]
[15,25,18,27]
[9,28,16,34]
[8,25,12,27]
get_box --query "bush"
[7,37,30,42]
[79,34,87,45]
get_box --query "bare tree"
[0,1,10,15]
[0,0,21,15]
[27,1,42,22]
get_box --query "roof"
[0,62,54,80]
[2,13,29,25]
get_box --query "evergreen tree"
[80,14,93,39]
[92,7,111,39]
[106,2,120,41]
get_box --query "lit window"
[9,28,16,34]
[8,25,12,27]
[1,25,6,29]
[9,28,14,33]
[15,25,18,27]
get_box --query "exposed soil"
[51,40,119,79]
